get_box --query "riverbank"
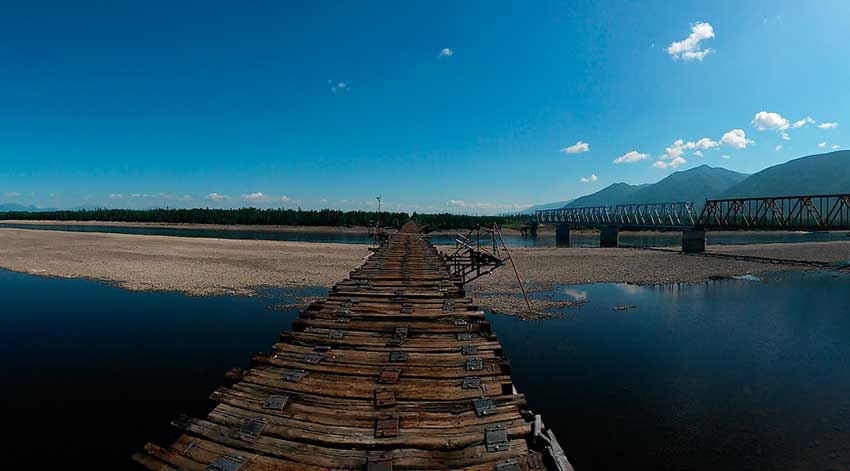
[1,227,848,315]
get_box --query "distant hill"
[0,203,55,212]
[627,165,748,207]
[723,150,850,197]
[565,182,647,208]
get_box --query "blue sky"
[1,0,848,214]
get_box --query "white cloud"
[109,193,123,200]
[653,156,688,169]
[242,192,266,202]
[613,150,649,164]
[791,117,815,129]
[832,144,841,149]
[580,174,598,183]
[662,138,718,161]
[438,48,454,58]
[721,129,754,149]
[692,137,719,149]
[4,192,21,198]
[667,22,715,61]
[693,150,704,157]
[330,81,348,93]
[561,141,590,154]
[818,142,827,148]
[818,122,838,129]
[775,145,783,152]
[280,196,290,203]
[781,131,791,141]
[720,154,731,159]
[206,193,227,202]
[752,111,789,131]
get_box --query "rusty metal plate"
[281,369,308,382]
[443,300,455,311]
[485,425,509,453]
[234,417,266,441]
[389,351,408,363]
[366,457,393,471]
[493,459,522,471]
[457,332,473,341]
[261,395,289,411]
[378,368,401,384]
[393,327,408,341]
[375,415,399,438]
[462,376,481,389]
[329,329,344,339]
[304,352,323,364]
[335,317,350,323]
[206,455,248,471]
[461,346,478,356]
[473,398,496,417]
[465,358,484,371]
[374,389,396,408]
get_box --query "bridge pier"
[600,226,620,248]
[555,224,571,247]
[682,229,706,253]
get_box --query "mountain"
[723,150,850,197]
[0,203,47,212]
[565,182,647,208]
[513,200,575,214]
[627,165,748,206]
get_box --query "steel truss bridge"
[536,194,850,231]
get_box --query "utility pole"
[376,195,382,212]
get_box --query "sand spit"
[1,227,848,316]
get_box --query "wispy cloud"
[438,47,454,58]
[580,174,598,183]
[818,122,838,129]
[613,150,649,164]
[818,142,827,148]
[791,117,815,129]
[775,145,783,152]
[561,141,590,154]
[653,157,687,169]
[667,22,715,61]
[242,192,267,202]
[206,193,227,202]
[4,192,21,198]
[329,81,348,93]
[109,193,123,200]
[446,199,531,213]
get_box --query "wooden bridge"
[133,221,573,471]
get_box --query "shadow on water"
[0,268,317,469]
[490,270,850,471]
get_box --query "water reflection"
[490,270,850,471]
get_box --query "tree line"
[0,207,527,231]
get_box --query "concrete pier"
[682,229,706,253]
[600,226,620,248]
[555,224,571,247]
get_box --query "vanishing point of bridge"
[535,194,850,252]
[135,221,573,471]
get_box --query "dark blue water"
[2,222,848,248]
[492,270,850,471]
[2,268,849,470]
[0,269,309,469]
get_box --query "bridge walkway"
[133,221,570,471]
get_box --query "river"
[1,268,848,469]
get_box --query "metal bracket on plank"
[453,318,468,326]
[400,304,414,314]
[366,454,393,471]
[375,414,399,438]
[462,376,481,389]
[457,332,473,341]
[329,329,345,339]
[493,459,522,471]
[461,346,478,356]
[473,397,496,417]
[374,389,397,408]
[261,395,289,411]
[233,417,266,442]
[378,368,401,384]
[393,327,408,342]
[485,424,510,453]
[335,317,350,323]
[280,369,308,382]
[465,358,484,371]
[206,455,249,471]
[304,352,324,365]
[389,351,409,363]
[443,300,455,311]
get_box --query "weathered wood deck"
[134,221,573,471]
